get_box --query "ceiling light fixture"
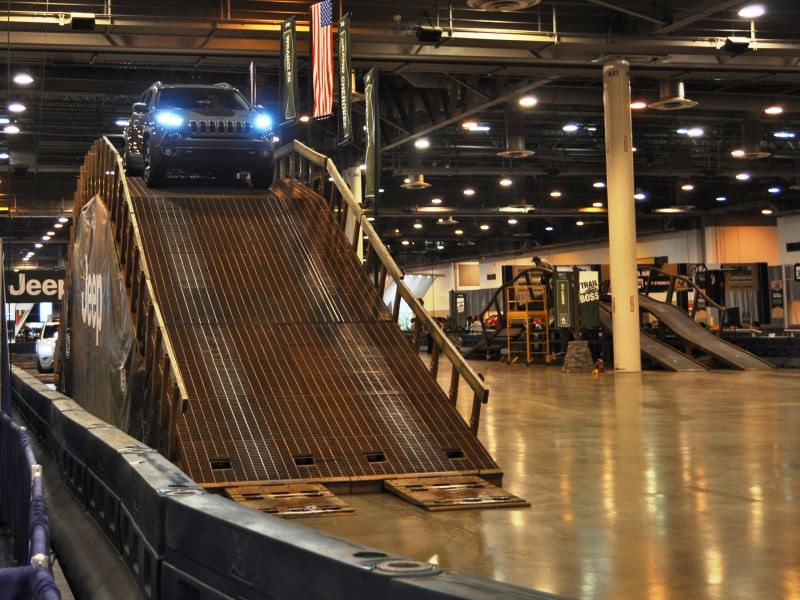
[58,217,69,223]
[518,95,538,108]
[681,183,694,191]
[768,186,781,194]
[576,220,585,226]
[41,235,50,241]
[550,190,562,198]
[401,240,411,246]
[13,73,33,85]
[499,177,513,187]
[593,181,606,189]
[738,4,765,18]
[413,220,423,229]
[763,103,783,115]
[630,101,647,110]
[463,187,475,196]
[648,79,698,111]
[507,218,518,225]
[479,224,490,231]
[454,229,464,235]
[545,225,554,232]
[634,192,647,200]
[54,223,63,229]
[731,149,746,158]
[774,131,796,139]
[414,137,431,149]
[736,172,751,181]
[34,243,43,249]
[430,197,442,204]
[761,208,773,215]
[562,123,580,133]
[8,102,25,113]
[716,196,727,202]
[299,115,310,123]
[115,118,129,127]
[4,125,20,134]
[592,201,604,208]
[402,173,431,189]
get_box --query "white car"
[35,321,59,372]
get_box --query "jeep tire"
[250,161,274,190]
[143,139,166,187]
[123,145,142,177]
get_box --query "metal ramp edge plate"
[384,475,530,511]
[225,483,354,518]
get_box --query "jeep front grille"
[188,120,252,135]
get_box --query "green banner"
[337,14,352,144]
[364,67,379,199]
[280,17,298,124]
[554,272,572,328]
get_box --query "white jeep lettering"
[80,271,104,346]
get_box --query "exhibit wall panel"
[704,225,779,266]
[777,214,800,265]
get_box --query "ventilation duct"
[401,173,432,189]
[648,80,698,111]
[739,119,771,159]
[467,0,540,10]
[497,109,535,158]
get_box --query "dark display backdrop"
[69,196,147,436]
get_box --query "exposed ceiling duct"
[739,119,771,159]
[466,0,541,11]
[497,108,535,158]
[648,79,698,111]
[401,173,432,189]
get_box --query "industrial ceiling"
[1,0,799,268]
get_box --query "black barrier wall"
[10,367,561,600]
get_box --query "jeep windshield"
[155,88,250,111]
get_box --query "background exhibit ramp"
[598,303,708,372]
[637,296,775,370]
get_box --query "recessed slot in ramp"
[385,475,530,511]
[224,483,353,518]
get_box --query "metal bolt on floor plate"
[373,559,440,576]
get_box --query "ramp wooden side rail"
[64,137,188,459]
[274,141,490,434]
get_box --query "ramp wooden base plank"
[225,483,353,518]
[385,475,530,511]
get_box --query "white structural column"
[602,59,641,372]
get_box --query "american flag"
[311,0,333,118]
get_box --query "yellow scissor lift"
[505,284,551,365]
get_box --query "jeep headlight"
[254,113,273,132]
[155,110,184,129]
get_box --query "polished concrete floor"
[297,360,800,600]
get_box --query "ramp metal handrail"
[65,137,189,459]
[275,140,490,434]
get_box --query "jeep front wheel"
[143,140,166,187]
[250,161,274,190]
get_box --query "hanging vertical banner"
[280,17,298,124]
[554,272,573,328]
[311,0,334,118]
[337,13,353,144]
[364,67,379,199]
[578,270,600,327]
[249,61,257,106]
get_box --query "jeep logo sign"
[6,270,65,303]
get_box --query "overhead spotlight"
[738,4,765,18]
[58,217,69,223]
[454,229,464,235]
[731,149,746,158]
[499,177,513,187]
[736,172,751,181]
[630,100,648,110]
[430,197,443,205]
[545,225,554,231]
[761,208,773,215]
[549,190,562,198]
[463,187,475,196]
[768,186,781,194]
[8,102,26,113]
[763,103,784,116]
[413,220,423,229]
[0,152,8,160]
[562,123,580,133]
[401,239,411,246]
[518,95,538,108]
[592,201,604,208]
[13,73,33,85]
[34,243,43,249]
[576,220,585,226]
[299,115,310,123]
[774,131,796,139]
[414,137,431,149]
[4,125,20,134]
[507,218,518,225]
[716,196,727,202]
[115,118,129,127]
[479,224,490,231]
[634,191,647,200]
[681,183,694,191]
[593,181,606,189]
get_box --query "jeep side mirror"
[131,101,148,113]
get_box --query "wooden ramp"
[127,179,501,491]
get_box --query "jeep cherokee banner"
[68,195,147,437]
[280,16,298,124]
[337,13,352,144]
